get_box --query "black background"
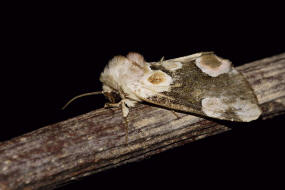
[2,2,285,189]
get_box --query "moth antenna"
[62,91,103,110]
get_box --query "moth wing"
[133,88,203,116]
[138,52,261,122]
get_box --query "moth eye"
[104,92,121,103]
[147,71,166,84]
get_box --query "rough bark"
[1,53,285,190]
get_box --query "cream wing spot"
[202,97,262,121]
[162,61,183,71]
[128,70,173,99]
[231,99,262,122]
[147,71,166,84]
[195,55,232,77]
[144,70,173,87]
[201,97,229,118]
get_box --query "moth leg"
[105,100,129,144]
[104,102,123,115]
[121,100,129,144]
[123,116,129,144]
[104,102,122,108]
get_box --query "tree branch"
[1,53,285,190]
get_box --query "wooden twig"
[1,53,285,190]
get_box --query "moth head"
[103,91,121,104]
[62,89,122,110]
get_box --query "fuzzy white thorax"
[100,53,173,114]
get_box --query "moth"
[63,52,262,123]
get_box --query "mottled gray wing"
[140,52,261,122]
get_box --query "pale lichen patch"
[195,55,232,77]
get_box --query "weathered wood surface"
[1,53,285,190]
